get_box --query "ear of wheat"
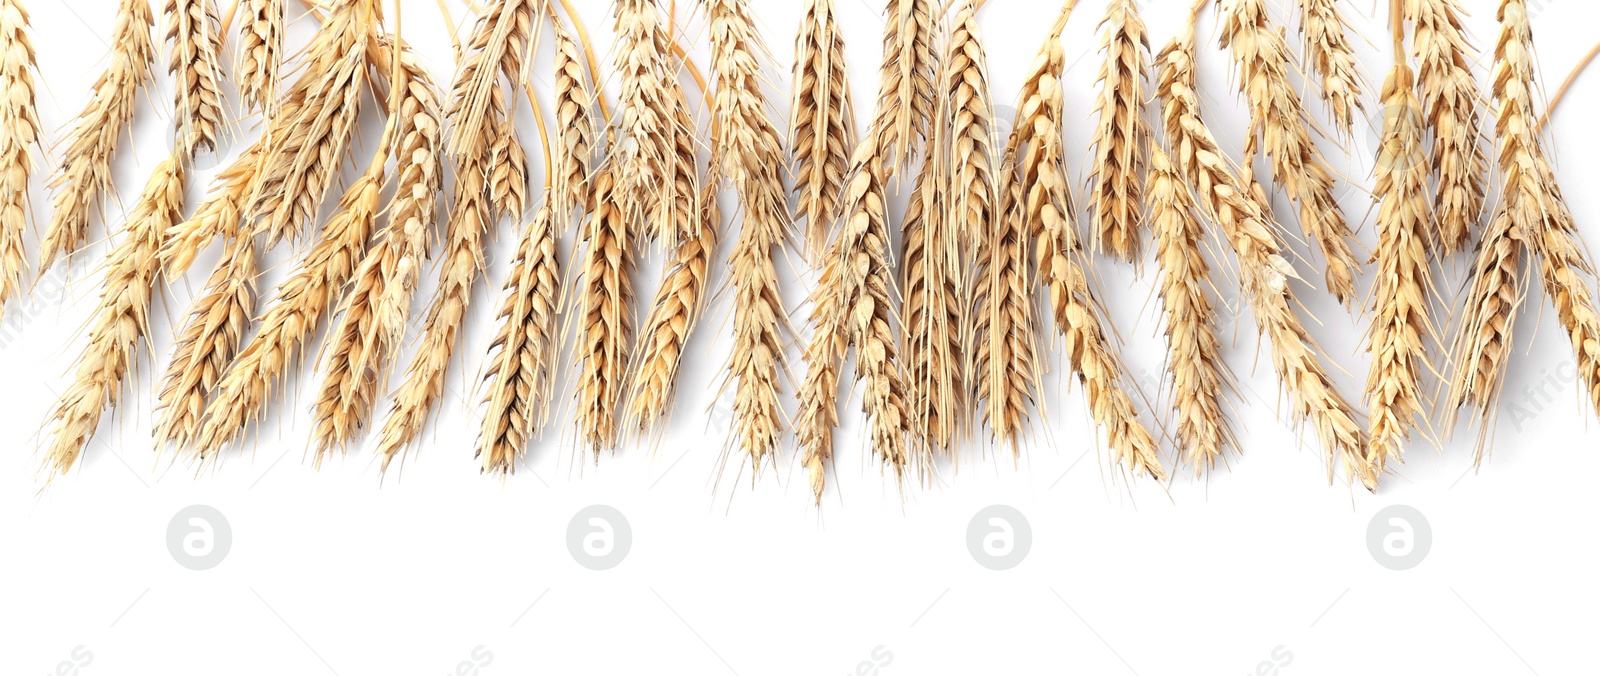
[900,105,958,467]
[1148,139,1233,476]
[477,206,559,475]
[191,169,385,460]
[1409,0,1486,254]
[573,163,633,455]
[153,235,256,449]
[1159,22,1374,489]
[1013,12,1165,482]
[1219,0,1359,305]
[706,0,791,472]
[378,0,527,468]
[870,0,935,176]
[38,0,154,274]
[971,152,1040,451]
[41,154,182,476]
[612,0,686,247]
[1088,0,1151,263]
[313,45,441,455]
[796,132,909,503]
[166,0,225,157]
[1450,0,1600,443]
[1295,0,1365,138]
[790,0,856,260]
[242,1,372,246]
[0,0,39,317]
[549,15,597,230]
[236,0,283,113]
[1365,43,1433,475]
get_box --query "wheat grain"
[1364,50,1433,475]
[790,0,856,260]
[1148,140,1233,475]
[1159,20,1374,489]
[1219,0,1360,305]
[41,154,181,476]
[312,45,441,454]
[1088,0,1150,262]
[1410,0,1486,254]
[166,0,225,156]
[1296,0,1365,138]
[869,0,935,176]
[706,0,791,471]
[0,0,39,317]
[237,0,283,113]
[38,0,154,273]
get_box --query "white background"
[4,0,1598,674]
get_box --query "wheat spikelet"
[0,0,39,317]
[1364,56,1432,475]
[243,2,371,245]
[378,1,522,468]
[41,155,181,476]
[790,0,856,260]
[489,117,529,219]
[869,0,935,176]
[1295,0,1365,137]
[1011,16,1165,482]
[38,0,154,273]
[1159,23,1374,489]
[1087,0,1150,262]
[796,132,908,503]
[1219,0,1359,305]
[477,207,559,474]
[154,236,255,448]
[573,164,632,455]
[1410,0,1486,253]
[236,0,283,113]
[1450,0,1600,438]
[190,172,384,460]
[1148,141,1233,475]
[550,15,596,229]
[312,46,441,454]
[166,0,225,156]
[704,0,791,471]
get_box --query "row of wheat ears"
[5,0,1595,499]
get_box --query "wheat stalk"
[312,45,441,455]
[796,131,909,503]
[572,163,633,455]
[869,0,936,177]
[1159,19,1374,489]
[1410,0,1486,254]
[166,0,225,156]
[154,236,255,449]
[1364,32,1433,475]
[1295,0,1365,138]
[549,14,596,230]
[41,154,182,476]
[242,0,374,246]
[702,0,791,472]
[1148,140,1233,475]
[236,0,283,113]
[378,0,525,469]
[1219,0,1360,305]
[1011,11,1166,482]
[0,0,39,317]
[790,0,856,260]
[38,0,154,273]
[1088,0,1150,262]
[190,168,385,460]
[1450,0,1600,441]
